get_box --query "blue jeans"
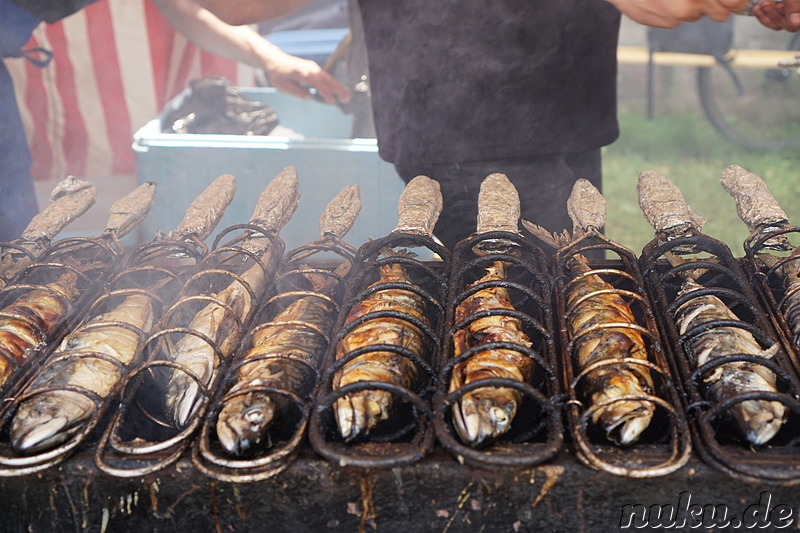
[0,0,43,241]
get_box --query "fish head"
[734,398,786,446]
[590,378,655,447]
[216,393,276,455]
[453,387,519,447]
[10,392,94,454]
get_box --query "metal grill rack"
[309,233,449,468]
[552,231,690,477]
[434,230,563,469]
[641,232,800,484]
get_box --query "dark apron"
[0,0,47,241]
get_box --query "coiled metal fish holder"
[641,233,800,484]
[194,185,361,481]
[310,233,449,468]
[435,229,563,469]
[310,175,449,468]
[554,232,690,477]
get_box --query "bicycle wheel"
[697,35,800,150]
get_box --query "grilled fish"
[163,173,300,428]
[675,277,785,445]
[164,281,248,428]
[449,260,533,446]
[332,250,428,441]
[566,255,655,446]
[0,272,80,389]
[9,293,154,453]
[760,253,800,349]
[216,294,336,454]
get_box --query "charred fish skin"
[448,260,533,447]
[9,293,154,454]
[566,255,655,446]
[215,295,335,455]
[675,278,785,446]
[0,272,80,389]
[332,258,428,442]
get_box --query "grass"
[602,110,800,256]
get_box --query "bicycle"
[697,30,800,149]
[644,17,800,150]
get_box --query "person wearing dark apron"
[0,0,100,241]
[0,0,45,241]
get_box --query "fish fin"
[761,343,780,359]
[379,245,417,260]
[520,220,572,249]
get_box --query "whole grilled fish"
[675,277,785,445]
[164,168,300,428]
[164,282,248,427]
[332,250,428,441]
[525,178,655,445]
[9,293,154,453]
[215,184,360,455]
[216,294,336,454]
[0,271,80,389]
[566,255,655,446]
[449,260,533,446]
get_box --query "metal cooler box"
[132,87,404,249]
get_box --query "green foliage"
[603,111,800,256]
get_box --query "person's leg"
[0,62,38,242]
[0,2,43,241]
[395,149,602,250]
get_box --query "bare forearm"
[151,0,287,70]
[151,0,352,103]
[189,0,318,25]
[606,0,748,27]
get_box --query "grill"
[434,230,563,469]
[640,230,800,484]
[553,230,690,478]
[309,231,450,468]
[4,167,800,531]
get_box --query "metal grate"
[434,230,563,469]
[641,231,800,485]
[309,233,449,468]
[553,232,690,477]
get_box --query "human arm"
[606,0,748,27]
[150,0,351,103]
[188,0,317,26]
[751,0,800,31]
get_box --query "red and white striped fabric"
[6,0,256,181]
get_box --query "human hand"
[264,51,352,104]
[752,0,800,31]
[607,0,748,27]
